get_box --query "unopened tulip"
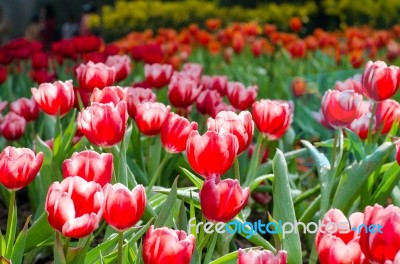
[31,52,48,70]
[30,69,56,84]
[335,74,364,95]
[90,86,125,105]
[10,97,39,122]
[161,112,198,153]
[375,99,400,134]
[0,146,44,190]
[321,90,363,128]
[124,87,156,119]
[0,112,26,140]
[0,66,6,85]
[31,80,75,116]
[105,55,131,82]
[77,101,127,147]
[45,176,104,238]
[143,225,195,264]
[361,60,400,101]
[238,248,287,264]
[316,209,365,264]
[360,204,400,263]
[252,99,292,140]
[291,77,307,97]
[207,111,253,154]
[62,150,113,187]
[201,75,228,95]
[226,82,257,110]
[199,177,249,222]
[168,78,202,109]
[103,183,146,231]
[144,63,173,89]
[348,113,374,140]
[75,61,116,91]
[196,89,222,116]
[186,130,238,178]
[135,102,170,136]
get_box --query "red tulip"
[77,101,127,147]
[75,61,116,91]
[397,142,400,166]
[103,183,146,231]
[210,102,237,118]
[288,39,306,58]
[31,52,49,70]
[30,69,56,84]
[143,225,195,264]
[62,150,113,187]
[321,90,363,128]
[90,86,125,105]
[316,209,365,264]
[252,99,292,140]
[348,113,373,140]
[31,80,75,116]
[181,63,203,83]
[0,66,7,85]
[196,89,222,116]
[135,102,171,136]
[335,74,364,95]
[201,75,228,95]
[45,176,104,238]
[0,112,26,141]
[199,176,249,222]
[73,35,102,53]
[125,87,157,119]
[168,78,202,109]
[289,17,302,32]
[375,99,400,134]
[360,204,400,263]
[226,82,258,110]
[144,63,173,89]
[238,249,287,264]
[10,97,40,122]
[105,55,131,82]
[186,130,238,178]
[161,112,198,153]
[291,77,307,97]
[103,44,120,56]
[207,111,253,154]
[0,146,43,190]
[361,60,400,101]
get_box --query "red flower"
[361,60,400,101]
[186,130,238,178]
[31,80,75,116]
[30,69,56,84]
[201,75,228,95]
[10,97,40,122]
[143,225,195,264]
[73,35,102,53]
[0,112,26,141]
[375,99,400,134]
[252,99,292,140]
[77,101,127,147]
[90,86,125,105]
[226,82,258,110]
[0,146,44,190]
[105,55,131,82]
[335,74,364,95]
[397,142,400,166]
[168,77,202,109]
[125,87,157,119]
[103,183,146,232]
[291,77,307,97]
[321,90,363,128]
[135,102,170,136]
[196,89,222,116]
[45,176,104,238]
[348,113,374,140]
[289,17,302,32]
[75,61,116,91]
[62,150,113,187]
[0,66,7,85]
[31,52,49,70]
[161,112,198,153]
[360,204,400,263]
[144,63,173,89]
[316,209,365,264]
[199,176,249,222]
[207,110,253,154]
[238,249,287,264]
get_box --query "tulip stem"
[118,232,124,264]
[234,158,240,182]
[5,190,16,258]
[63,237,70,257]
[147,153,170,195]
[367,101,377,154]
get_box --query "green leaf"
[54,233,66,264]
[11,216,31,264]
[154,177,179,228]
[344,128,366,161]
[203,233,218,264]
[180,167,204,189]
[372,162,400,204]
[331,142,395,213]
[209,250,240,264]
[272,150,302,264]
[5,191,17,259]
[0,228,5,256]
[25,212,54,252]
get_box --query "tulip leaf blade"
[154,177,179,228]
[371,161,400,204]
[0,227,5,257]
[180,167,203,189]
[25,212,54,252]
[54,233,66,264]
[344,128,366,161]
[272,149,302,264]
[11,215,31,264]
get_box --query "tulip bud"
[144,63,173,89]
[10,97,40,122]
[0,146,44,190]
[105,55,131,82]
[75,61,116,91]
[348,113,374,140]
[196,89,222,116]
[0,112,26,140]
[226,82,257,110]
[199,176,249,222]
[135,102,170,136]
[103,183,146,232]
[375,99,400,134]
[143,225,195,264]
[168,77,202,109]
[45,176,104,238]
[90,86,125,105]
[0,66,7,85]
[238,248,287,264]
[124,87,157,119]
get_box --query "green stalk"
[5,190,16,258]
[367,101,377,154]
[63,237,70,257]
[234,158,240,182]
[118,232,124,264]
[146,153,170,195]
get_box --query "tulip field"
[1,19,400,264]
